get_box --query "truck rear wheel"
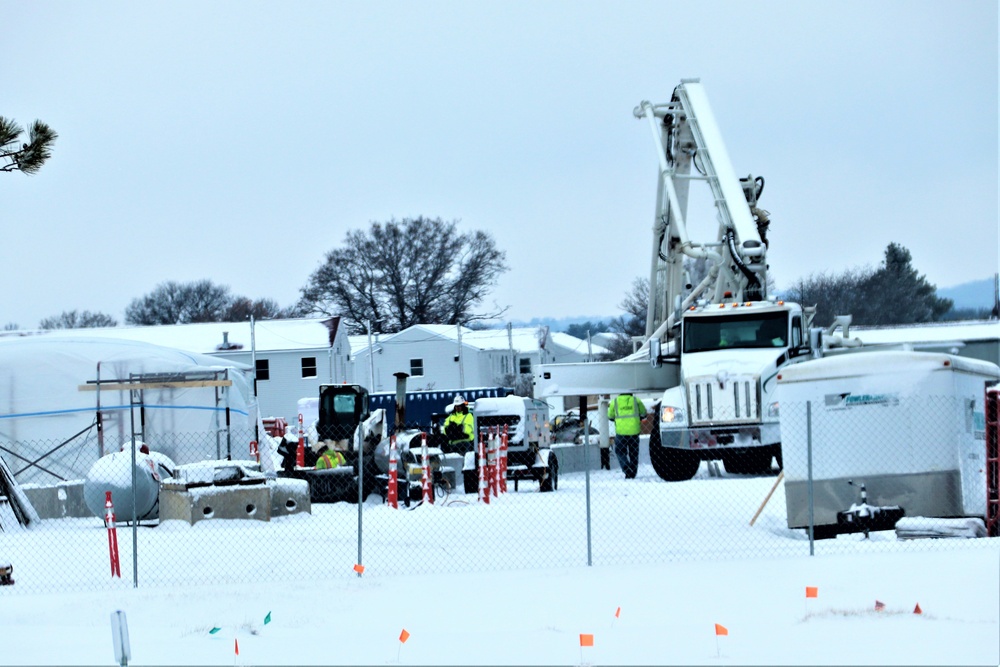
[650,444,699,481]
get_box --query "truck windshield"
[683,310,789,353]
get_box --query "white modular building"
[349,324,606,396]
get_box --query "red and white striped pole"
[387,434,399,509]
[296,413,306,468]
[104,491,121,578]
[488,427,499,498]
[477,430,489,505]
[420,432,433,505]
[499,424,509,494]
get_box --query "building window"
[519,357,531,374]
[256,359,270,381]
[301,357,317,378]
[410,358,424,377]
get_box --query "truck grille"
[687,375,759,425]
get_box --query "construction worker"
[608,392,647,479]
[315,445,346,470]
[442,395,475,454]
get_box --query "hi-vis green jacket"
[608,394,647,436]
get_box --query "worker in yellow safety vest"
[442,395,475,454]
[608,393,646,479]
[315,446,346,470]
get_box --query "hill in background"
[938,276,997,309]
[507,315,613,333]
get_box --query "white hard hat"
[452,395,467,406]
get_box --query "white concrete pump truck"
[536,79,856,481]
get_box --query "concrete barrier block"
[21,480,92,519]
[160,484,271,524]
[269,478,311,517]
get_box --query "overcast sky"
[5,2,997,330]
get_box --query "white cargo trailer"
[776,350,999,537]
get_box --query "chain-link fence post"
[806,400,815,556]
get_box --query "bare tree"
[298,217,509,333]
[223,297,298,322]
[605,277,649,358]
[1,117,57,174]
[125,280,234,325]
[39,310,117,329]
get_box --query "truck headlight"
[661,405,685,424]
[767,401,779,418]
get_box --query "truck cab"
[652,299,811,480]
[459,395,558,493]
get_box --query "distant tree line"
[785,243,952,326]
[15,217,508,332]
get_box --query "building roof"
[851,319,999,346]
[350,324,607,357]
[1,318,341,356]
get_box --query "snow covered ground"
[2,458,998,665]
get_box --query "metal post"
[251,315,259,459]
[366,320,376,392]
[806,400,815,556]
[128,385,138,588]
[225,370,232,460]
[356,410,364,575]
[598,395,610,469]
[581,395,592,566]
[506,322,515,380]
[457,324,466,389]
[96,362,104,457]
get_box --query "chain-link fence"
[1,393,996,596]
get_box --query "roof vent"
[216,331,244,351]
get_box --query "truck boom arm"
[638,79,769,345]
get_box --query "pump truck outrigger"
[535,78,859,481]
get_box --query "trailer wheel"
[650,444,699,481]
[539,453,558,492]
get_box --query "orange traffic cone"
[913,603,922,614]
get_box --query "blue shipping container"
[370,386,510,433]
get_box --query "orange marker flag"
[399,629,410,643]
[579,633,594,647]
[235,638,240,655]
[805,586,818,598]
[615,606,621,619]
[353,563,365,574]
[714,623,728,636]
[913,603,922,614]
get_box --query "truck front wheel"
[650,444,700,481]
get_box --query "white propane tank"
[82,442,174,522]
